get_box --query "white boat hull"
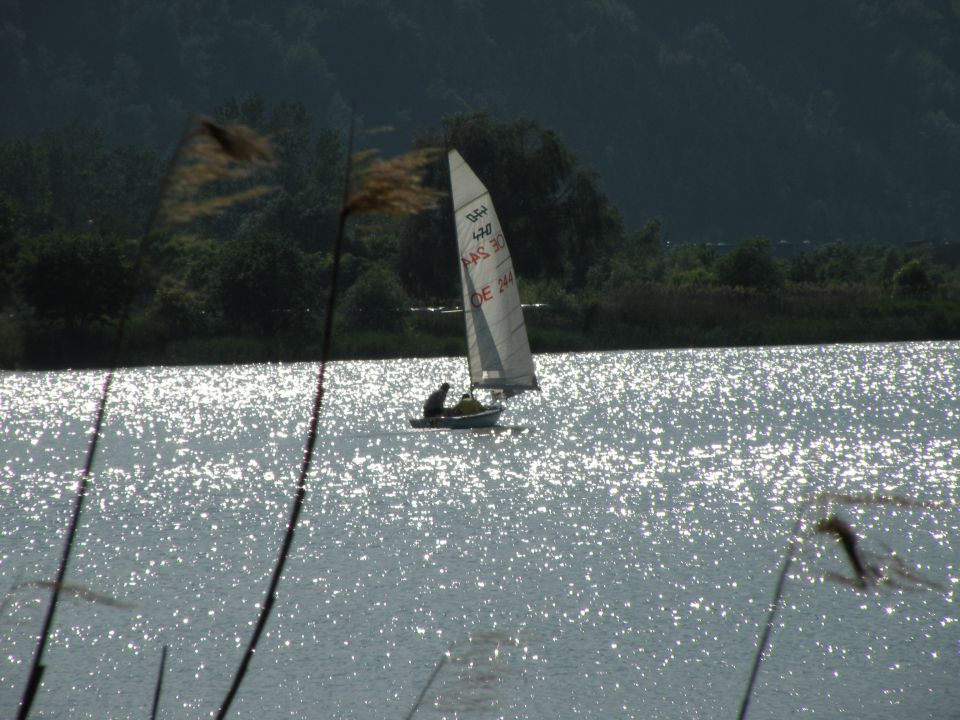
[409,407,503,429]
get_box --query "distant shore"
[4,284,958,371]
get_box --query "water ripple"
[1,342,957,718]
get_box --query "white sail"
[448,149,539,396]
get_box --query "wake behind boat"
[409,149,539,429]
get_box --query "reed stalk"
[213,111,356,720]
[150,645,168,720]
[17,116,273,720]
[215,118,442,718]
[737,490,948,718]
[736,510,804,720]
[16,124,191,720]
[404,647,451,720]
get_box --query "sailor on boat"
[450,393,484,416]
[422,382,451,417]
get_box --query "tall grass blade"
[738,489,948,719]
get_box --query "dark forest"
[1,1,959,367]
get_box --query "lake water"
[1,343,958,719]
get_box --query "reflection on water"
[0,342,958,718]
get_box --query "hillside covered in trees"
[1,1,960,368]
[2,0,960,246]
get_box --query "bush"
[214,232,309,333]
[148,278,212,339]
[892,259,932,299]
[339,264,410,331]
[715,237,782,292]
[16,231,132,323]
[0,314,23,367]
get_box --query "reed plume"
[343,147,443,218]
[161,118,276,227]
[815,515,879,590]
[406,631,521,719]
[814,511,946,592]
[738,488,949,719]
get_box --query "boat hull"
[409,407,503,429]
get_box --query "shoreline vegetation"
[4,281,959,371]
[2,107,959,371]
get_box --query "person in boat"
[450,393,485,416]
[422,382,451,417]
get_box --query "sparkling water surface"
[1,343,958,719]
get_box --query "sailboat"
[410,149,539,429]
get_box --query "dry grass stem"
[15,580,135,609]
[162,118,276,226]
[344,147,444,218]
[818,491,953,510]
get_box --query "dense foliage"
[0,105,958,369]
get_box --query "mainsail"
[448,149,539,396]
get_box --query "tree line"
[1,105,958,369]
